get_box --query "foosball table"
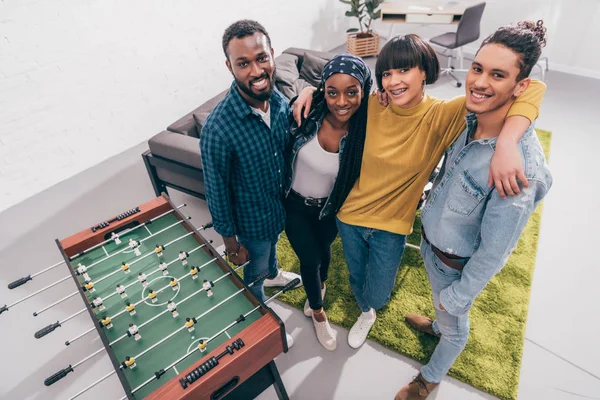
[1,194,295,399]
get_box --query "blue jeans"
[237,236,280,302]
[336,218,406,312]
[420,237,470,383]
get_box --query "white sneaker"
[348,308,376,349]
[264,269,303,288]
[285,332,294,349]
[303,284,327,317]
[312,312,337,351]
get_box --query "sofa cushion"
[299,51,329,87]
[148,130,202,169]
[168,89,228,138]
[274,53,300,100]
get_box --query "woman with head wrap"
[283,54,372,351]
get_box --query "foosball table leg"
[267,361,289,400]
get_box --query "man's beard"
[235,69,276,102]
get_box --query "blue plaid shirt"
[200,81,290,240]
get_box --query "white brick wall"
[0,0,351,212]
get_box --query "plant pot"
[346,31,380,57]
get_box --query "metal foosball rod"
[30,221,213,318]
[64,248,223,345]
[6,204,187,290]
[0,211,194,316]
[49,264,263,398]
[127,277,301,397]
[35,242,216,340]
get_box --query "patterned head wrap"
[321,53,372,90]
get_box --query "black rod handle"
[35,321,61,338]
[283,278,301,293]
[8,275,32,289]
[44,365,73,386]
[0,305,7,315]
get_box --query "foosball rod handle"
[8,275,32,289]
[0,305,7,315]
[282,278,301,293]
[35,321,61,339]
[44,365,74,386]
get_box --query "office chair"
[430,2,486,87]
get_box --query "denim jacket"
[284,116,348,219]
[421,113,553,316]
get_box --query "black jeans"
[284,191,338,311]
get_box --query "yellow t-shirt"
[337,81,546,235]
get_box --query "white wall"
[0,0,351,212]
[1,0,598,212]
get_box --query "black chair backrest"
[456,2,486,47]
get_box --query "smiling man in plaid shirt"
[200,20,301,346]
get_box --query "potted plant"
[341,0,383,57]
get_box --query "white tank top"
[291,134,340,198]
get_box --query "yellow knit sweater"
[337,81,546,235]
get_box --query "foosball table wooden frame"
[42,194,291,400]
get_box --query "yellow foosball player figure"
[148,289,158,303]
[154,244,164,257]
[167,301,178,318]
[159,261,168,276]
[123,356,136,369]
[185,317,197,332]
[121,262,130,274]
[125,302,136,316]
[198,339,207,353]
[116,284,127,298]
[128,323,141,341]
[170,277,178,291]
[101,316,113,329]
[83,280,95,293]
[190,266,199,280]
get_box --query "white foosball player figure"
[116,284,127,298]
[128,323,141,341]
[154,245,164,257]
[129,238,141,256]
[77,263,90,281]
[203,280,214,298]
[125,302,136,316]
[111,232,121,245]
[167,301,178,318]
[159,262,168,276]
[185,317,197,332]
[92,296,105,311]
[178,251,189,266]
[138,273,147,287]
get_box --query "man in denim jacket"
[395,21,553,400]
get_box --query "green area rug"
[267,130,552,400]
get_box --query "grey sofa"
[143,47,336,199]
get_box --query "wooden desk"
[381,1,469,38]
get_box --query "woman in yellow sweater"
[293,34,545,349]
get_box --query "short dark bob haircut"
[375,34,440,90]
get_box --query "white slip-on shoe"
[264,269,303,288]
[285,332,294,349]
[312,312,337,351]
[348,308,376,349]
[303,284,327,317]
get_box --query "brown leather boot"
[394,373,439,400]
[405,314,441,338]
